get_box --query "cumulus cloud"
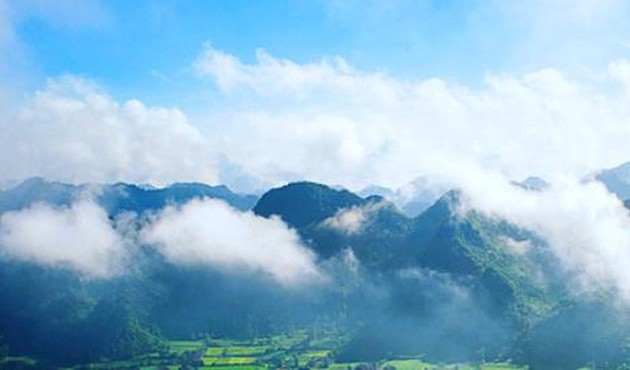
[195,43,398,103]
[457,173,630,304]
[0,196,322,285]
[141,198,321,285]
[4,44,630,192]
[194,45,630,191]
[0,199,125,278]
[196,46,630,304]
[0,76,218,186]
[6,37,630,303]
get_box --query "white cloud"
[496,0,626,26]
[493,0,630,73]
[322,200,388,235]
[323,206,367,235]
[195,43,371,98]
[500,236,534,256]
[195,45,630,304]
[5,39,630,302]
[457,173,630,304]
[0,199,125,278]
[0,196,322,285]
[0,76,218,186]
[194,45,630,190]
[141,198,321,285]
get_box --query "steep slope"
[0,177,76,212]
[304,196,414,266]
[596,161,630,200]
[255,182,560,326]
[408,191,561,325]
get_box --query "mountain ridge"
[0,177,259,215]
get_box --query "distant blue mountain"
[514,176,549,191]
[0,177,258,215]
[596,161,630,200]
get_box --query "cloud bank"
[141,198,321,285]
[0,199,125,278]
[3,41,630,302]
[0,76,217,187]
[458,173,630,304]
[195,45,630,190]
[0,196,321,285]
[193,46,630,306]
[2,45,630,192]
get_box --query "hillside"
[0,179,625,368]
[258,184,561,326]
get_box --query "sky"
[3,0,630,191]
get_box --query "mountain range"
[1,168,630,368]
[0,177,258,215]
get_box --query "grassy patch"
[328,362,362,370]
[1,356,38,365]
[169,340,205,353]
[381,360,527,370]
[480,364,527,370]
[199,367,265,370]
[205,347,227,356]
[202,356,258,366]
[382,359,433,370]
[226,346,270,356]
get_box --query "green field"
[328,363,363,370]
[380,360,527,370]
[169,340,205,354]
[71,328,531,370]
[199,367,266,370]
[202,356,258,366]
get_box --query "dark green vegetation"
[254,182,364,228]
[1,179,630,369]
[4,328,528,369]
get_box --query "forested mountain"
[596,161,630,200]
[0,179,628,368]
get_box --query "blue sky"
[16,1,493,84]
[9,1,498,104]
[12,0,630,104]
